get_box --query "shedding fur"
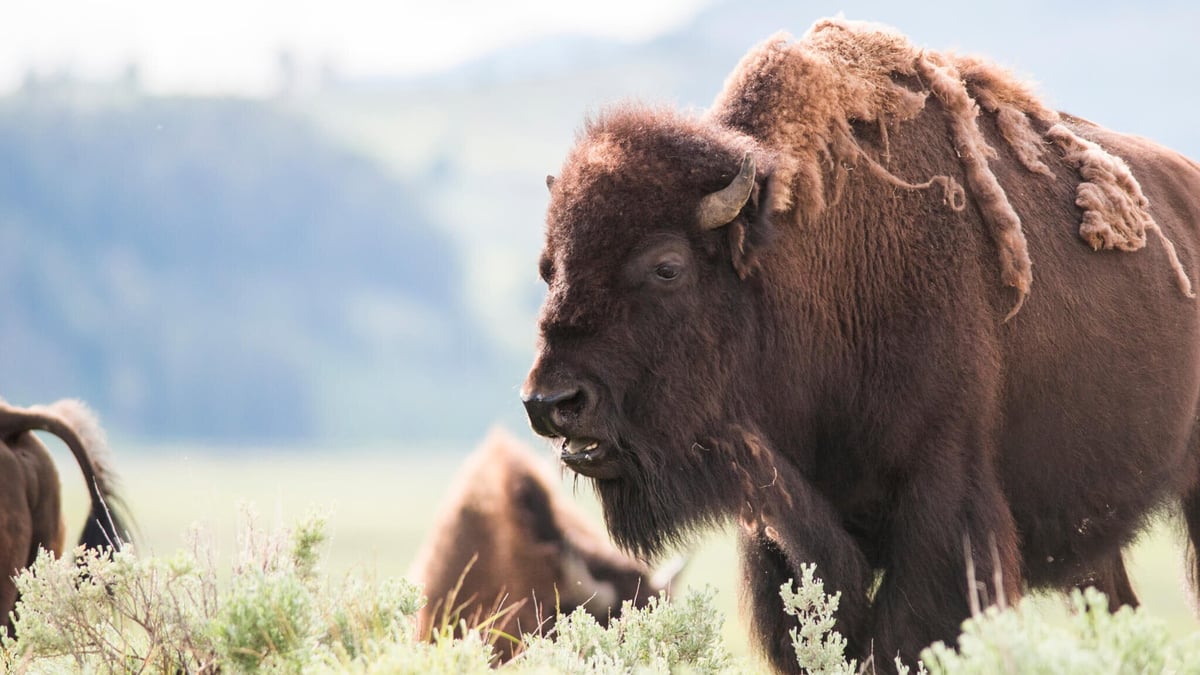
[712,17,1192,318]
[914,52,1033,319]
[1047,123,1195,297]
[954,54,1058,177]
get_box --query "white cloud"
[0,0,708,95]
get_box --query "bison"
[0,398,131,635]
[408,428,682,662]
[520,17,1200,672]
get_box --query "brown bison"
[521,17,1200,672]
[408,428,682,662]
[0,398,131,635]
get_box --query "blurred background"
[3,0,1199,652]
[3,0,1198,447]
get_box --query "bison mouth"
[560,437,621,479]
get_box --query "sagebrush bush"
[921,587,1200,674]
[0,509,733,674]
[775,564,1200,675]
[780,563,858,675]
[5,510,1200,675]
[0,507,426,674]
[516,587,735,674]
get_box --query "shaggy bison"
[0,399,131,635]
[408,429,682,661]
[521,17,1200,672]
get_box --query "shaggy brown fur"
[522,17,1200,673]
[0,399,131,635]
[408,429,680,662]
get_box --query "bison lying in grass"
[522,17,1200,672]
[409,429,682,661]
[0,399,131,635]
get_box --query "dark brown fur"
[408,429,680,662]
[0,399,131,635]
[521,18,1200,672]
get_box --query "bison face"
[521,110,781,557]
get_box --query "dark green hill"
[0,94,502,443]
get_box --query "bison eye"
[630,239,689,288]
[654,262,680,281]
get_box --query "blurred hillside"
[0,93,506,443]
[2,0,1196,446]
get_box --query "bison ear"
[513,473,563,545]
[727,169,780,280]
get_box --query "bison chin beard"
[589,426,770,561]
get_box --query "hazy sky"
[0,0,709,95]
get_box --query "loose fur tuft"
[711,17,1192,317]
[1047,123,1195,297]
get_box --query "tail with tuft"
[0,399,133,552]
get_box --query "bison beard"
[524,16,1200,675]
[593,426,768,560]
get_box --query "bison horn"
[649,553,690,592]
[697,153,756,230]
[546,174,556,191]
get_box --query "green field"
[48,438,1200,660]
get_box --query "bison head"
[411,429,684,661]
[522,108,790,558]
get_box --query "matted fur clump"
[711,17,1194,315]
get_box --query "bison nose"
[522,385,589,437]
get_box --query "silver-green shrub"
[921,587,1200,674]
[517,587,736,674]
[7,514,1200,675]
[0,511,735,674]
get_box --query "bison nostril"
[522,385,590,437]
[554,389,585,416]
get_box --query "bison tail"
[26,400,133,552]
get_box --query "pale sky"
[0,0,709,95]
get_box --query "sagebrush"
[3,512,1200,674]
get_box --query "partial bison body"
[408,429,680,662]
[0,399,132,634]
[521,18,1200,672]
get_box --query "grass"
[43,436,1200,662]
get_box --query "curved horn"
[648,553,690,592]
[696,153,756,231]
[546,174,556,191]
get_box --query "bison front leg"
[870,459,1022,669]
[739,489,873,673]
[1073,553,1139,609]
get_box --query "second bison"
[409,429,681,661]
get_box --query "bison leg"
[1074,553,1139,609]
[869,461,1022,669]
[0,448,33,636]
[738,489,873,673]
